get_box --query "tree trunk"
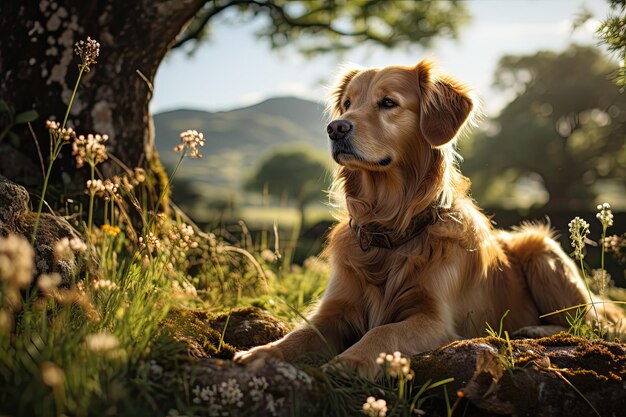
[0,0,204,204]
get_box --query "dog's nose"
[327,120,353,141]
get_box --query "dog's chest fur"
[334,225,452,331]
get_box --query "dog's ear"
[416,60,473,147]
[330,68,361,118]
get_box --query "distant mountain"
[153,97,330,195]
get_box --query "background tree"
[245,148,330,232]
[598,0,626,88]
[0,0,468,206]
[461,45,626,211]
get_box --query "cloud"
[240,91,267,106]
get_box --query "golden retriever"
[234,59,624,379]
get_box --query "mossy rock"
[207,306,291,351]
[161,306,289,360]
[0,175,94,286]
[412,333,626,417]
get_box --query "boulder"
[0,175,91,286]
[164,311,626,417]
[412,333,626,417]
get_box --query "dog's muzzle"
[327,119,353,141]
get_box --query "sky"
[151,0,615,117]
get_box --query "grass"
[3,34,626,417]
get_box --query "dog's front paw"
[324,353,382,380]
[233,344,284,370]
[510,325,566,339]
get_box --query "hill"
[153,97,331,222]
[154,97,328,188]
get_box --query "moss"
[161,308,237,359]
[412,333,626,416]
[160,306,289,360]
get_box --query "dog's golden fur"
[234,60,625,378]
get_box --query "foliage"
[461,45,626,210]
[0,100,38,145]
[542,203,626,340]
[597,0,626,89]
[245,147,331,231]
[175,0,470,54]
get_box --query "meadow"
[2,32,626,417]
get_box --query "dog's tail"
[503,223,625,337]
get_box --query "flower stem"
[32,65,85,244]
[579,257,599,329]
[87,163,95,236]
[62,66,85,129]
[600,224,608,327]
[31,139,62,244]
[150,151,185,231]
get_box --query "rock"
[208,307,291,351]
[0,174,30,227]
[158,309,626,417]
[181,357,320,417]
[158,307,322,417]
[162,306,290,360]
[412,333,626,417]
[0,144,39,188]
[0,175,92,286]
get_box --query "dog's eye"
[380,98,397,109]
[344,99,351,110]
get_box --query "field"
[3,6,626,416]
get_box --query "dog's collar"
[349,208,436,251]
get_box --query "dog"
[234,59,624,379]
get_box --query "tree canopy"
[461,45,626,210]
[175,0,470,54]
[598,0,626,88]
[0,0,470,209]
[245,148,330,229]
[245,148,330,206]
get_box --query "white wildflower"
[265,394,285,416]
[218,378,244,407]
[173,130,205,159]
[248,376,268,402]
[86,179,106,195]
[0,234,34,288]
[275,362,313,388]
[45,120,76,142]
[73,133,108,168]
[377,351,413,380]
[568,217,590,260]
[596,203,614,229]
[85,331,119,353]
[74,36,99,71]
[69,237,87,252]
[54,236,86,260]
[41,362,64,387]
[38,273,61,293]
[92,279,117,291]
[362,396,388,417]
[139,232,161,253]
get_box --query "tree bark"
[0,0,204,201]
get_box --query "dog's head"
[327,60,474,172]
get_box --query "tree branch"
[172,0,250,49]
[172,0,388,50]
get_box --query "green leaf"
[8,131,20,147]
[14,109,38,124]
[0,100,11,115]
